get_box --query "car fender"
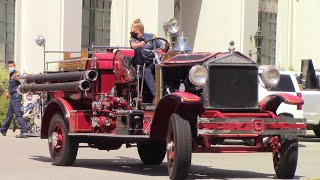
[149,92,203,139]
[259,93,303,113]
[41,97,81,139]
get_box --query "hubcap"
[167,142,173,151]
[50,123,64,155]
[273,152,280,168]
[167,131,175,167]
[51,132,58,147]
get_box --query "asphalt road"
[0,131,319,180]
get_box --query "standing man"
[0,61,28,138]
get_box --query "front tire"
[48,113,79,166]
[273,138,298,179]
[166,113,192,180]
[137,140,166,165]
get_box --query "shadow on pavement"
[28,155,299,179]
[299,135,320,142]
[29,156,52,163]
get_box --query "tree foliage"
[0,65,9,125]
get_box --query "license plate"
[281,133,298,140]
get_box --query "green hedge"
[0,95,9,125]
[0,66,9,126]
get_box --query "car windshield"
[260,74,295,92]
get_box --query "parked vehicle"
[295,59,320,137]
[17,19,305,179]
[258,66,305,119]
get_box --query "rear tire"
[273,138,298,179]
[313,126,320,137]
[137,140,166,165]
[48,113,79,166]
[166,113,192,180]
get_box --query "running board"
[68,133,149,141]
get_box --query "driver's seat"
[113,49,136,83]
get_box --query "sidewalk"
[2,128,40,137]
[2,129,22,137]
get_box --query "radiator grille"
[208,65,258,109]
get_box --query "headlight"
[189,65,208,87]
[261,66,280,87]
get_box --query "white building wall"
[15,0,48,73]
[275,1,290,70]
[16,0,320,73]
[15,0,82,73]
[180,0,258,57]
[110,0,174,47]
[277,0,320,72]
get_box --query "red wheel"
[166,113,192,180]
[48,113,78,166]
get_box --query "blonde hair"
[132,18,144,33]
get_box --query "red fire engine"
[18,19,306,179]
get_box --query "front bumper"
[197,117,306,136]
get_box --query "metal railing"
[42,45,131,72]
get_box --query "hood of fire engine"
[163,51,256,66]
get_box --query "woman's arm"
[130,41,145,49]
[160,41,170,52]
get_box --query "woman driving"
[129,18,169,102]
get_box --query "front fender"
[259,93,304,113]
[150,92,203,139]
[41,97,81,139]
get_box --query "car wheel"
[137,140,166,165]
[313,127,320,137]
[48,113,79,166]
[166,113,192,180]
[273,138,298,179]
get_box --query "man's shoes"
[16,133,27,138]
[0,130,6,136]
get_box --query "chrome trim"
[68,133,149,139]
[68,110,91,113]
[198,117,306,123]
[198,129,306,136]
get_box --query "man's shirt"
[9,70,21,95]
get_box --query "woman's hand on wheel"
[139,41,145,47]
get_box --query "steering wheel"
[140,37,169,61]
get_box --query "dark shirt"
[129,33,163,66]
[129,33,163,50]
[9,70,21,95]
